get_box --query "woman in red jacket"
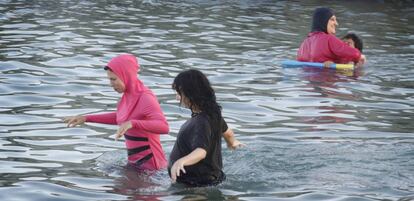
[297,7,366,67]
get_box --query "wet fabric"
[297,31,361,64]
[168,112,228,187]
[85,54,169,170]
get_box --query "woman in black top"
[169,69,243,187]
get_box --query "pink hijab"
[106,54,148,123]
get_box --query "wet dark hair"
[172,69,222,136]
[343,33,363,53]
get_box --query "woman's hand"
[115,121,132,140]
[356,54,366,67]
[323,61,334,68]
[170,158,187,183]
[63,116,86,127]
[222,128,245,150]
[227,139,245,150]
[170,148,206,183]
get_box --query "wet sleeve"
[328,35,361,63]
[85,112,117,125]
[188,118,211,151]
[221,117,228,133]
[297,38,310,62]
[130,93,169,134]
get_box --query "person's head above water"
[104,54,144,94]
[311,7,338,35]
[103,54,148,122]
[343,33,363,53]
[171,69,223,142]
[172,69,217,113]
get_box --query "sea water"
[0,0,413,200]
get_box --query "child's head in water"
[342,33,363,53]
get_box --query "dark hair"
[311,7,334,33]
[172,69,222,136]
[343,33,363,52]
[104,66,112,71]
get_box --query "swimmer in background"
[297,7,366,68]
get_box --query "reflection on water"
[1,0,414,200]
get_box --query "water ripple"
[1,0,413,201]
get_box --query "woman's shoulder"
[192,112,209,120]
[142,89,155,96]
[190,113,211,125]
[139,90,158,100]
[306,31,332,43]
[182,113,210,132]
[136,90,163,108]
[308,31,328,37]
[325,33,342,42]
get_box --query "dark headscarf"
[311,7,334,33]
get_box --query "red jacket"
[297,32,361,64]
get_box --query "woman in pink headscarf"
[64,54,169,170]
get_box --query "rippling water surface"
[1,0,414,200]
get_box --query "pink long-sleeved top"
[85,54,169,170]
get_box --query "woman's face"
[176,91,190,108]
[327,15,338,34]
[107,70,125,93]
